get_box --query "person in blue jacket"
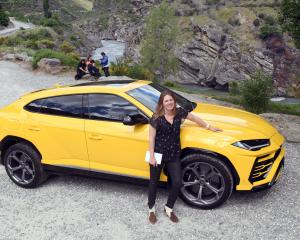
[100,52,110,77]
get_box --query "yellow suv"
[0,80,285,209]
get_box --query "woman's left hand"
[209,126,223,132]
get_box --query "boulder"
[2,53,16,61]
[37,58,66,74]
[15,52,32,62]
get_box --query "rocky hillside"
[2,0,300,97]
[82,0,300,97]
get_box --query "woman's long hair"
[154,90,177,118]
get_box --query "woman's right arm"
[149,125,157,167]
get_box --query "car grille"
[249,147,282,183]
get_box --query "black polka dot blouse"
[149,107,188,163]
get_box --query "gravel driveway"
[0,61,299,240]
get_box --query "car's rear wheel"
[4,143,47,188]
[180,154,234,209]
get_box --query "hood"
[186,103,278,140]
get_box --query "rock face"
[84,0,300,96]
[37,58,67,74]
[175,24,274,90]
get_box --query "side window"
[88,94,139,121]
[40,95,83,118]
[24,99,44,113]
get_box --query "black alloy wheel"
[180,154,234,209]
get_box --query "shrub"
[206,0,220,4]
[36,39,55,49]
[67,52,80,61]
[127,64,151,80]
[59,41,75,53]
[40,17,60,27]
[110,58,130,76]
[0,10,9,27]
[259,24,282,39]
[239,71,274,114]
[229,81,240,96]
[0,37,6,45]
[258,13,265,19]
[163,81,175,87]
[253,19,260,27]
[264,15,276,26]
[32,49,78,69]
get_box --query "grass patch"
[32,49,78,69]
[73,0,93,11]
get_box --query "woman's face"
[163,94,175,112]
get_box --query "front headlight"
[232,139,270,151]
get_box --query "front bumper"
[251,158,284,191]
[231,131,286,191]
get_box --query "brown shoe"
[149,212,157,224]
[164,208,179,223]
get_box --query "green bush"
[0,10,9,27]
[32,49,78,69]
[36,39,55,49]
[24,40,38,49]
[264,15,276,26]
[239,71,274,114]
[59,41,75,53]
[259,24,282,39]
[127,64,150,80]
[229,81,240,96]
[110,58,130,76]
[40,17,60,27]
[0,37,6,45]
[163,81,175,88]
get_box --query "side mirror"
[123,113,149,126]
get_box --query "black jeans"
[102,67,110,77]
[148,161,182,209]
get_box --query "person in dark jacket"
[87,60,101,79]
[100,52,110,77]
[75,59,88,80]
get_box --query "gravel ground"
[0,61,299,240]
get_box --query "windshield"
[126,83,196,113]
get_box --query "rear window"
[24,95,83,118]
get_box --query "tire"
[4,143,48,188]
[180,154,234,209]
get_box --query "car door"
[23,94,89,169]
[84,93,150,179]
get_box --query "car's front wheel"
[4,143,47,188]
[180,154,234,209]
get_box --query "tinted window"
[24,99,44,112]
[88,94,139,121]
[126,83,196,112]
[40,95,83,118]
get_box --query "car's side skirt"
[42,164,167,187]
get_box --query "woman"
[148,90,222,224]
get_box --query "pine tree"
[140,1,179,82]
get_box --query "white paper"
[145,151,162,165]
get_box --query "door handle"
[89,134,103,140]
[28,126,41,131]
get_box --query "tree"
[279,0,300,49]
[140,1,179,82]
[43,0,52,18]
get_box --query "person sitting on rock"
[87,60,101,79]
[75,59,88,80]
[100,52,110,77]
